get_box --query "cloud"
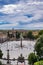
[0,22,18,29]
[0,0,43,6]
[0,2,43,14]
[0,1,43,29]
[0,0,20,5]
[0,21,10,25]
[21,22,43,30]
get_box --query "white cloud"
[0,4,23,14]
[22,22,43,30]
[0,23,18,29]
[0,2,43,14]
[0,1,43,29]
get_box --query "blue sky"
[0,0,43,30]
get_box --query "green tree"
[28,53,38,65]
[27,31,34,40]
[34,61,43,65]
[35,35,43,58]
[16,31,20,39]
[39,30,43,35]
[0,50,3,59]
[34,35,39,39]
[0,61,2,65]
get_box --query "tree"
[39,30,43,35]
[16,31,20,39]
[0,50,3,59]
[34,61,43,65]
[28,53,38,65]
[27,31,34,40]
[35,35,43,58]
[0,61,2,65]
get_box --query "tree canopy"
[35,35,43,57]
[16,31,20,39]
[39,30,43,35]
[27,31,34,40]
[0,61,2,65]
[28,53,38,65]
[0,50,3,59]
[34,61,43,65]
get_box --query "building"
[0,32,7,43]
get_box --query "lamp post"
[20,33,23,48]
[7,49,10,64]
[7,41,10,64]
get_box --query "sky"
[0,0,43,30]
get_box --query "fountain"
[17,54,25,65]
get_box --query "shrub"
[28,53,38,65]
[34,60,43,65]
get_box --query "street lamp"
[6,41,10,64]
[7,49,10,64]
